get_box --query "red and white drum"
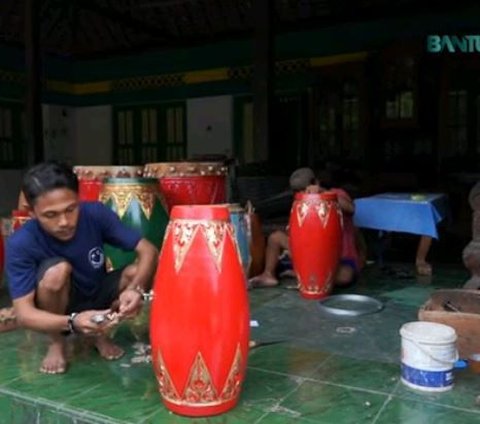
[150,205,249,417]
[73,166,144,202]
[143,162,227,212]
[289,192,343,299]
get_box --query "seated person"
[249,167,363,288]
[5,161,158,374]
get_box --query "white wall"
[43,104,74,163]
[70,106,112,165]
[187,96,233,158]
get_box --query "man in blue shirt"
[6,162,158,374]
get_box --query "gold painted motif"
[184,353,219,403]
[172,219,234,273]
[105,257,114,273]
[220,344,243,401]
[156,344,244,407]
[100,184,159,219]
[155,351,181,402]
[299,271,333,296]
[295,200,340,228]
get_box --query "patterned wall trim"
[309,52,368,67]
[0,69,25,85]
[47,80,111,94]
[0,51,369,97]
[112,73,185,91]
[184,68,229,84]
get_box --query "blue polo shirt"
[6,202,142,300]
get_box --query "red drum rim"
[73,166,144,180]
[12,210,31,218]
[294,191,338,201]
[171,205,230,221]
[143,161,227,177]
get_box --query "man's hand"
[117,289,143,319]
[73,309,119,335]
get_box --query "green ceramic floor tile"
[311,355,399,393]
[380,286,435,308]
[256,412,317,423]
[0,394,13,422]
[248,344,330,378]
[64,366,161,423]
[375,398,480,424]
[240,368,304,412]
[278,380,387,423]
[141,401,265,424]
[393,369,480,411]
[1,263,478,424]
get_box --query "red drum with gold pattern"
[143,162,227,212]
[150,205,249,417]
[289,192,343,300]
[11,210,32,232]
[73,166,143,202]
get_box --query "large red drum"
[143,162,227,212]
[11,210,32,232]
[289,192,343,299]
[73,166,144,202]
[150,205,249,417]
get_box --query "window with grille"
[165,104,186,161]
[0,102,24,168]
[113,103,186,165]
[116,109,135,164]
[447,90,468,157]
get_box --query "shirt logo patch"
[88,247,105,269]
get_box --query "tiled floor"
[1,264,480,423]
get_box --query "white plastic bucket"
[400,321,458,392]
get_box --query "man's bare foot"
[248,273,279,288]
[279,269,296,279]
[416,261,432,276]
[94,336,124,361]
[40,340,67,374]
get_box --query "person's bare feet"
[40,339,67,374]
[94,336,124,360]
[248,272,279,288]
[416,261,432,276]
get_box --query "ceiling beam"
[79,0,171,41]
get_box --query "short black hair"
[22,161,78,206]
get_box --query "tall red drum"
[11,210,32,232]
[150,205,249,417]
[143,162,227,212]
[73,166,144,202]
[289,192,343,299]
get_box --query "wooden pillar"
[25,0,43,165]
[252,0,273,163]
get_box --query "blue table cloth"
[353,193,449,239]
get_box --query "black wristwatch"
[67,312,78,334]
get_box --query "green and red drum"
[288,192,343,299]
[99,177,169,270]
[150,205,249,417]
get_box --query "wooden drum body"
[100,178,169,270]
[74,166,144,202]
[150,205,249,417]
[143,162,227,212]
[289,192,343,299]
